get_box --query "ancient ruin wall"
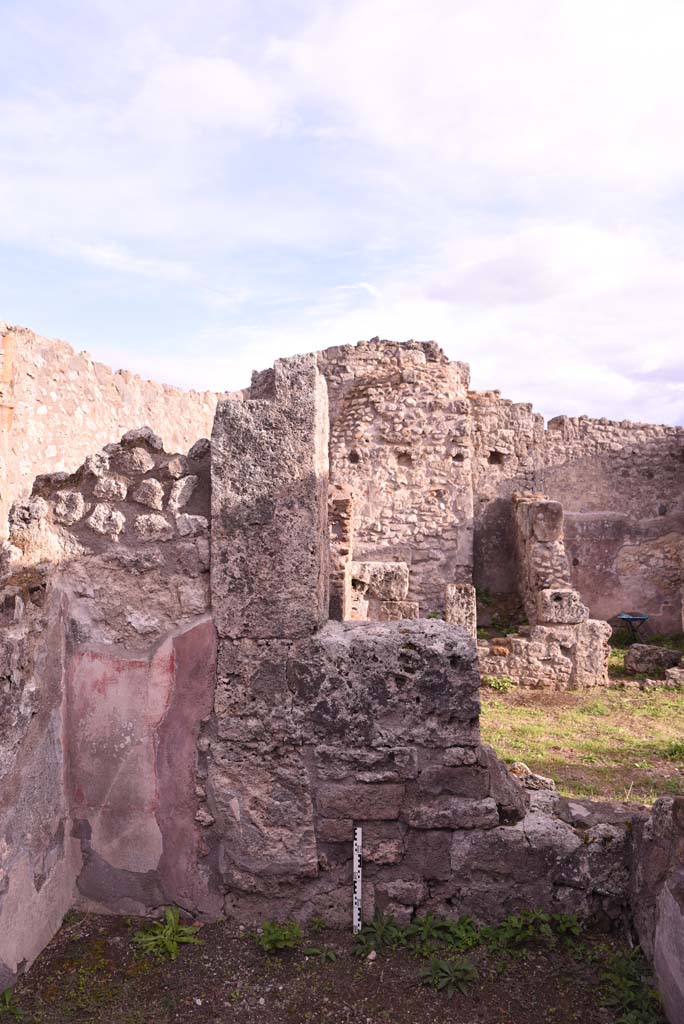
[0,325,221,536]
[318,340,473,613]
[470,393,684,632]
[0,346,682,1018]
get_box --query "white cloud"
[117,55,286,139]
[272,0,684,192]
[68,242,195,282]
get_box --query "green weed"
[482,675,515,692]
[303,947,338,962]
[0,989,22,1020]
[600,949,666,1023]
[133,906,203,961]
[255,920,302,955]
[419,958,478,997]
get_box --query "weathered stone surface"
[53,491,86,526]
[168,475,198,512]
[208,746,318,884]
[131,479,164,510]
[625,644,681,674]
[376,600,420,621]
[536,588,588,624]
[631,797,684,959]
[120,426,164,452]
[135,514,173,543]
[480,745,528,821]
[211,354,329,640]
[93,475,128,501]
[287,620,481,748]
[176,514,208,537]
[510,761,556,791]
[445,583,477,636]
[404,795,498,830]
[109,445,156,477]
[350,561,410,602]
[317,783,405,821]
[87,503,125,540]
[654,875,684,1024]
[314,745,418,782]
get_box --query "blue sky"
[2,0,683,424]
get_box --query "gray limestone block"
[403,795,499,830]
[286,619,481,748]
[210,353,329,640]
[625,644,681,674]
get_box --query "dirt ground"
[6,910,665,1024]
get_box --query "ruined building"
[0,325,683,1020]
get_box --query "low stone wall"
[0,324,221,537]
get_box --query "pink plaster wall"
[66,617,220,916]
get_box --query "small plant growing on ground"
[482,675,515,692]
[664,739,684,762]
[419,958,478,997]
[601,949,665,1023]
[255,920,302,954]
[0,989,22,1020]
[308,916,326,934]
[133,906,203,961]
[303,947,338,962]
[442,916,480,952]
[352,913,407,956]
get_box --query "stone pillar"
[208,354,330,894]
[210,353,330,639]
[445,583,477,637]
[329,483,354,621]
[512,492,582,625]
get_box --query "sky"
[1,0,683,425]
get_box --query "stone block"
[350,562,410,602]
[654,875,684,1024]
[403,796,499,830]
[134,513,173,542]
[87,503,125,540]
[536,588,587,624]
[168,475,198,512]
[287,620,481,748]
[376,600,420,621]
[624,644,681,675]
[53,491,86,526]
[403,829,453,880]
[131,479,164,511]
[209,746,318,882]
[416,764,490,798]
[317,783,405,820]
[445,583,477,636]
[314,745,418,782]
[211,354,329,640]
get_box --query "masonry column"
[208,354,330,898]
[0,331,16,535]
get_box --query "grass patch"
[480,688,684,804]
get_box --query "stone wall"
[0,338,682,1017]
[318,340,474,613]
[470,394,684,632]
[0,324,221,537]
